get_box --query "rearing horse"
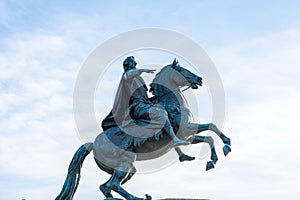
[55,60,231,200]
[149,60,231,170]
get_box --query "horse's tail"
[55,142,93,200]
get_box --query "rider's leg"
[151,105,189,147]
[132,103,189,147]
[163,118,190,147]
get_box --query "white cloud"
[211,28,300,89]
[0,16,86,200]
[0,1,9,26]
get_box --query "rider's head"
[123,56,137,71]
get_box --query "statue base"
[105,198,209,200]
[160,199,209,200]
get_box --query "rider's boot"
[179,154,195,162]
[175,147,195,162]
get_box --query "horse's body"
[55,61,231,200]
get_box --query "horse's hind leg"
[121,166,136,185]
[107,163,151,200]
[100,177,113,198]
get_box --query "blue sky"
[1,0,300,200]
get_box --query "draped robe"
[101,70,164,149]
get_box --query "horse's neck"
[161,89,188,108]
[160,90,192,135]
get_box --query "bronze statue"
[55,57,231,200]
[102,56,189,147]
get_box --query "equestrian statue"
[55,56,232,200]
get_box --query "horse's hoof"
[206,161,215,171]
[145,194,152,200]
[223,145,231,156]
[223,137,231,146]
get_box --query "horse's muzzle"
[191,83,199,89]
[191,77,202,89]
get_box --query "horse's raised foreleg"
[195,123,232,156]
[196,123,231,146]
[191,135,218,170]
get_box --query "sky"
[1,0,300,199]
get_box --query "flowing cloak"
[101,70,164,149]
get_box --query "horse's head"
[150,59,202,96]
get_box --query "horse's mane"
[149,65,171,97]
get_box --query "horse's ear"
[172,58,178,66]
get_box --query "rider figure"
[102,56,189,147]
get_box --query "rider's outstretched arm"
[124,69,155,80]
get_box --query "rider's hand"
[140,69,156,74]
